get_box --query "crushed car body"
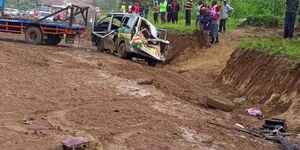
[92,13,170,66]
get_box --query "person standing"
[128,3,133,13]
[184,0,193,26]
[196,1,204,27]
[284,0,299,39]
[153,1,159,24]
[120,2,126,13]
[167,0,173,23]
[140,2,145,17]
[145,2,150,19]
[134,3,140,14]
[160,0,167,23]
[200,7,213,47]
[219,0,233,32]
[210,1,221,44]
[172,0,180,23]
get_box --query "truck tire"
[45,35,61,45]
[118,42,128,59]
[25,27,43,44]
[97,40,104,52]
[206,96,235,112]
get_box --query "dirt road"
[0,28,282,150]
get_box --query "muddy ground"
[0,28,297,150]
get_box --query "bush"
[238,15,284,28]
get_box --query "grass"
[147,18,198,34]
[146,12,242,34]
[238,37,300,59]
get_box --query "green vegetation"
[94,0,295,33]
[229,0,286,19]
[239,37,300,59]
[239,15,285,28]
[5,0,37,10]
[146,15,198,34]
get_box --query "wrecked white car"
[92,13,170,66]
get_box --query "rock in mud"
[206,96,235,112]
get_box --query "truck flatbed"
[0,5,89,45]
[0,18,85,34]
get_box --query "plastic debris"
[62,137,90,150]
[245,107,264,118]
[234,97,246,103]
[235,123,245,129]
[22,117,34,125]
[240,135,246,139]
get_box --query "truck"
[0,0,89,45]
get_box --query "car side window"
[96,16,111,31]
[111,18,121,30]
[121,17,137,29]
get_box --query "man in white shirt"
[219,0,233,33]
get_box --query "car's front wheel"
[118,42,128,59]
[97,40,104,52]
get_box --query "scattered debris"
[233,97,246,103]
[263,119,287,132]
[245,107,264,118]
[235,123,245,129]
[62,137,90,150]
[22,117,34,125]
[265,136,299,150]
[240,135,246,139]
[206,96,235,112]
[207,121,261,137]
[250,119,299,150]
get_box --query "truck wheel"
[97,40,104,52]
[206,96,235,112]
[45,35,61,45]
[118,42,128,59]
[25,27,43,44]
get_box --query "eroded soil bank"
[220,49,300,130]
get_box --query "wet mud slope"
[220,49,300,131]
[0,28,288,150]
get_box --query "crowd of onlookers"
[119,0,234,45]
[120,2,151,19]
[198,0,233,44]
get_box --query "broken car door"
[104,17,122,51]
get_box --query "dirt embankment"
[167,30,209,63]
[219,49,300,130]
